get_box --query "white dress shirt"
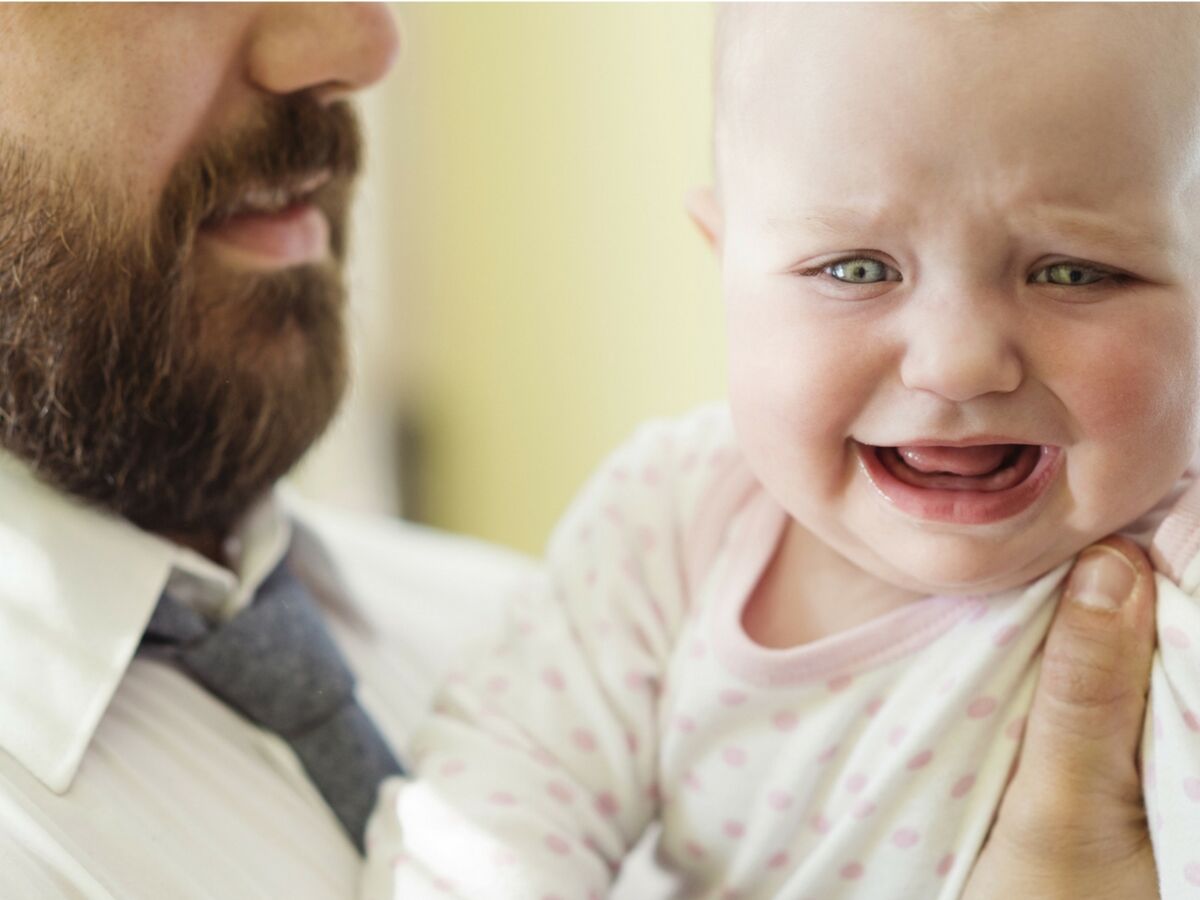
[0,451,533,899]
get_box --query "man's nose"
[897,292,1024,403]
[246,3,400,103]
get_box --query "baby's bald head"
[712,3,1200,206]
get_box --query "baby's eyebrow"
[767,205,1172,260]
[1015,209,1170,259]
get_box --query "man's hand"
[964,536,1159,899]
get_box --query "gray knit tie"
[141,559,403,852]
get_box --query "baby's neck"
[742,520,924,649]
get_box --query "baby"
[367,4,1200,897]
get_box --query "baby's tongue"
[897,445,1009,476]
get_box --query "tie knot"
[146,560,356,736]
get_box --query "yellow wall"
[373,3,724,554]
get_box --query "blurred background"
[293,3,725,556]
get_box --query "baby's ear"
[685,187,723,252]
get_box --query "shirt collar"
[0,452,290,793]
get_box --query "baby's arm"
[364,412,730,899]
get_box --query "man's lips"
[856,440,1063,525]
[198,203,329,269]
[197,170,333,270]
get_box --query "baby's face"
[718,4,1200,594]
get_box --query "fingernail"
[1065,545,1139,611]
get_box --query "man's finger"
[1017,535,1156,812]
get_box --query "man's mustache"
[158,96,362,246]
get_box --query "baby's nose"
[898,298,1024,402]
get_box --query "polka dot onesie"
[363,407,1200,899]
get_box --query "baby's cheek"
[1057,316,1200,520]
[1067,314,1198,443]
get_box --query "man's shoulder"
[282,489,536,643]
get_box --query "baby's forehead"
[714,4,1200,230]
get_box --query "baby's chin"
[869,539,1084,598]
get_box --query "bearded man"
[0,5,1176,900]
[0,6,527,898]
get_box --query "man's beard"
[0,97,361,536]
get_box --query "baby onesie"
[363,406,1200,899]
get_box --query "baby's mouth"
[876,444,1041,492]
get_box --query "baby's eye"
[1031,263,1110,286]
[825,258,898,284]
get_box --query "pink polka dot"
[595,792,621,817]
[768,790,794,811]
[544,834,570,856]
[852,801,876,820]
[723,820,746,839]
[723,746,748,767]
[1185,710,1200,732]
[828,674,854,692]
[719,689,748,706]
[489,791,517,806]
[772,710,799,732]
[767,850,790,869]
[626,731,639,754]
[1165,626,1192,649]
[1185,777,1200,802]
[603,504,624,525]
[676,715,697,733]
[968,697,998,719]
[541,668,565,691]
[892,827,920,849]
[865,696,884,717]
[993,623,1020,647]
[438,760,466,778]
[1186,862,1200,886]
[644,783,661,803]
[908,749,934,770]
[685,840,706,859]
[690,640,707,659]
[1005,716,1026,741]
[572,728,598,752]
[625,670,648,691]
[952,774,976,799]
[546,781,574,804]
[846,772,868,793]
[684,770,703,792]
[817,743,840,764]
[937,853,955,877]
[888,725,908,747]
[611,466,630,482]
[530,747,557,768]
[811,813,831,834]
[585,568,598,587]
[840,861,864,880]
[641,465,661,485]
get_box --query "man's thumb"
[1019,536,1156,804]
